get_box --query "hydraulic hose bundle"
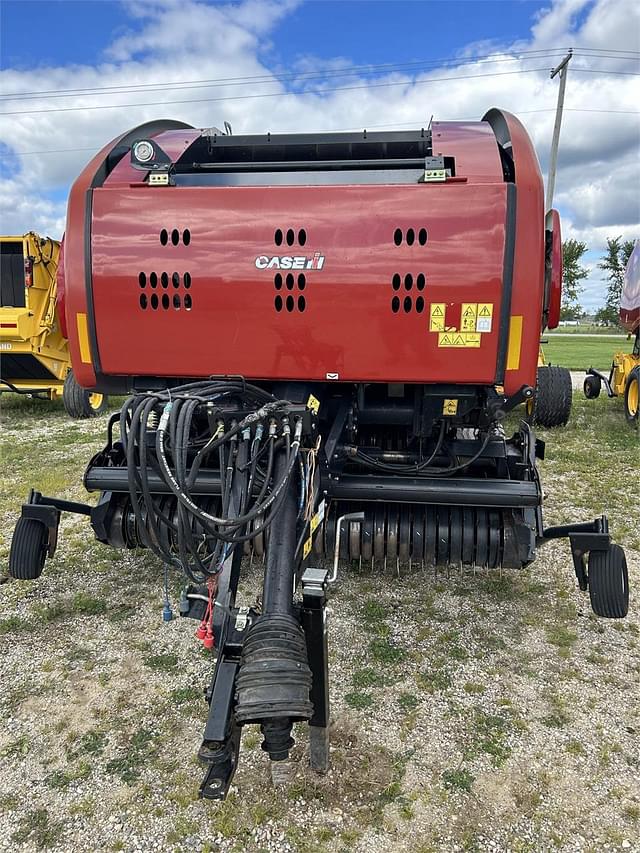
[118,380,305,584]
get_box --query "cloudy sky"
[1,0,638,311]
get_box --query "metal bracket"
[301,567,330,594]
[540,516,610,592]
[234,606,250,631]
[420,156,446,183]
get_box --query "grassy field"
[543,334,630,371]
[0,392,639,853]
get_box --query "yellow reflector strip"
[76,313,92,364]
[506,315,523,371]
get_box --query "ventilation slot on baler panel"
[274,228,307,247]
[390,273,426,313]
[160,228,191,246]
[273,272,307,312]
[393,228,428,246]
[138,271,192,311]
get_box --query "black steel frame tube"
[261,451,298,616]
[329,475,540,507]
[84,466,540,508]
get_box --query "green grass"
[442,768,475,793]
[543,335,629,371]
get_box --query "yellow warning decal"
[506,315,523,371]
[430,303,493,346]
[476,303,494,334]
[76,313,92,364]
[461,303,478,332]
[307,394,320,414]
[443,399,458,415]
[429,303,446,332]
[438,332,470,347]
[303,538,312,559]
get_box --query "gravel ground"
[1,393,638,853]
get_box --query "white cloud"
[0,0,638,312]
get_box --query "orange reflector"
[506,316,523,371]
[76,313,92,363]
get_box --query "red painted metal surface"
[620,241,640,333]
[492,111,545,393]
[91,182,507,383]
[547,209,562,330]
[430,121,503,184]
[63,113,548,394]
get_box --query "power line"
[1,48,637,106]
[0,67,570,117]
[570,47,640,55]
[571,68,640,75]
[0,48,570,101]
[10,108,639,157]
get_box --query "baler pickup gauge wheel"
[588,544,629,619]
[583,374,602,399]
[63,369,108,419]
[8,517,49,580]
[624,367,640,426]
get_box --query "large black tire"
[588,544,629,619]
[531,365,572,427]
[624,366,639,427]
[583,374,601,399]
[63,370,108,419]
[9,517,48,580]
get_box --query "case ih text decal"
[255,253,325,270]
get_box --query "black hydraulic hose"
[120,385,304,575]
[126,397,169,565]
[354,420,446,474]
[155,412,298,531]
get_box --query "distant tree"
[560,239,588,320]
[595,237,635,326]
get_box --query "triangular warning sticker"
[439,333,453,346]
[452,334,465,346]
[479,305,491,316]
[432,305,444,316]
[463,305,475,316]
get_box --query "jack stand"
[199,724,241,800]
[301,567,331,774]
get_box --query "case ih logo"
[255,253,325,270]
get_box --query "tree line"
[561,237,635,325]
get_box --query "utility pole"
[546,49,573,211]
[546,48,573,210]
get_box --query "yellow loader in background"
[0,232,108,417]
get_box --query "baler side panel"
[90,183,512,384]
[430,121,504,183]
[485,111,545,395]
[64,121,194,389]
